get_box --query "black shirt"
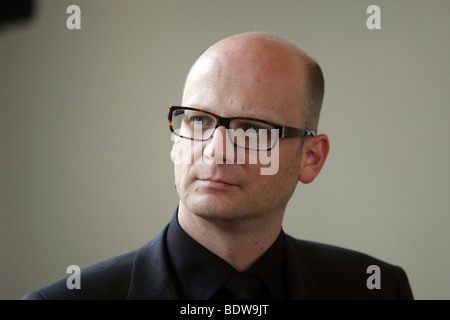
[166,209,286,300]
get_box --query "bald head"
[173,33,330,240]
[183,32,324,131]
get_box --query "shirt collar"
[166,208,285,300]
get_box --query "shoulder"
[284,234,414,299]
[287,235,389,268]
[22,250,137,300]
[22,227,172,300]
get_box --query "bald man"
[23,32,413,300]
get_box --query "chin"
[185,197,260,223]
[189,202,236,220]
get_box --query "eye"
[192,116,208,124]
[185,112,215,127]
[247,124,263,132]
[236,120,272,134]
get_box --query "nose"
[203,126,236,164]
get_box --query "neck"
[177,202,283,272]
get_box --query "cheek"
[281,141,304,176]
[171,141,198,191]
[170,145,177,163]
[259,162,300,204]
[170,137,181,164]
[171,141,184,189]
[173,162,193,197]
[261,149,302,193]
[171,138,186,164]
[171,138,205,165]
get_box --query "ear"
[298,134,330,184]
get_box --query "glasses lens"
[171,109,216,140]
[230,119,278,150]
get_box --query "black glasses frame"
[168,106,316,149]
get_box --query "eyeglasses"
[168,106,315,151]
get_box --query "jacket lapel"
[284,234,324,299]
[127,225,180,300]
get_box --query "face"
[171,37,309,222]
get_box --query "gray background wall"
[1,0,449,299]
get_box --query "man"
[22,32,413,300]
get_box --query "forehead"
[182,39,307,126]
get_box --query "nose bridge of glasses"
[204,116,235,149]
[215,116,232,129]
[205,116,231,140]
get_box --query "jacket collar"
[127,225,180,300]
[283,233,325,299]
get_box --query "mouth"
[197,178,238,189]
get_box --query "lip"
[198,178,237,188]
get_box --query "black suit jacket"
[22,225,413,300]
